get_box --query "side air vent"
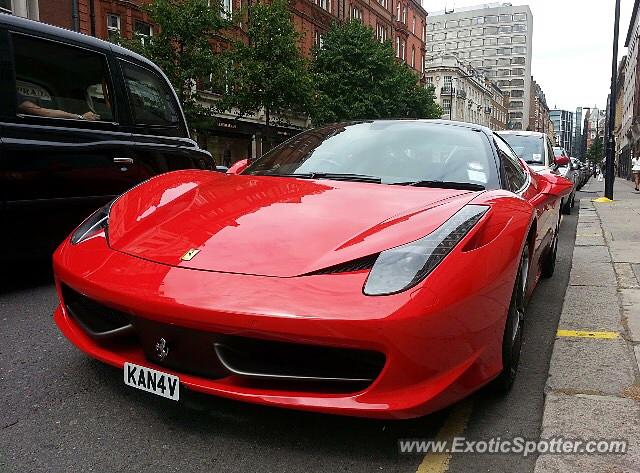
[305,254,379,276]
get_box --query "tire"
[541,215,560,278]
[492,243,528,392]
[570,192,576,208]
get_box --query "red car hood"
[108,170,480,277]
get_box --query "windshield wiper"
[394,180,485,191]
[262,172,382,183]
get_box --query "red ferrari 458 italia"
[53,120,572,419]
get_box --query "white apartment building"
[424,54,507,130]
[426,2,533,131]
[622,0,640,160]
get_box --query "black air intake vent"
[305,254,379,276]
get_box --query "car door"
[116,57,214,178]
[1,30,141,252]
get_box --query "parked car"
[570,157,590,189]
[0,13,214,256]
[496,131,574,214]
[53,120,572,418]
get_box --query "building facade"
[12,0,428,166]
[424,54,507,130]
[528,77,551,135]
[550,109,573,154]
[426,2,533,131]
[622,0,640,177]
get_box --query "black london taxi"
[0,12,214,256]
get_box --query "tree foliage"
[218,0,311,148]
[311,21,441,125]
[117,0,230,129]
[587,136,604,164]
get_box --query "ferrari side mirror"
[227,158,249,175]
[554,155,570,167]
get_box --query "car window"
[12,34,114,122]
[546,139,554,167]
[494,135,527,192]
[244,122,499,187]
[121,61,179,127]
[497,133,544,165]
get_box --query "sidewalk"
[534,178,640,472]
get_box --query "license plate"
[124,362,180,401]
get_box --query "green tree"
[218,0,311,150]
[587,136,604,165]
[311,20,441,125]
[116,0,230,129]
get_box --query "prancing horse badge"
[181,248,200,261]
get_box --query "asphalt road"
[0,196,580,473]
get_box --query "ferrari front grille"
[214,336,386,386]
[61,285,134,339]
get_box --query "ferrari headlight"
[71,202,111,245]
[363,205,489,296]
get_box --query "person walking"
[633,155,640,191]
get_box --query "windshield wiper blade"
[255,172,382,183]
[395,180,485,191]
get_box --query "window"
[433,42,443,52]
[445,42,457,51]
[314,30,325,49]
[434,32,445,40]
[446,20,458,28]
[376,23,388,42]
[513,23,527,32]
[497,58,510,66]
[513,12,527,22]
[484,37,497,46]
[470,49,482,57]
[484,26,498,35]
[510,101,524,109]
[411,46,416,68]
[510,89,524,98]
[499,25,512,33]
[134,21,153,45]
[495,136,526,191]
[317,0,330,11]
[458,40,470,48]
[442,97,451,114]
[470,60,482,68]
[497,47,512,55]
[12,34,114,122]
[471,38,483,47]
[377,0,387,9]
[497,69,510,77]
[402,5,407,23]
[512,35,526,44]
[457,29,470,38]
[396,36,406,61]
[511,79,524,87]
[471,27,483,36]
[351,6,362,20]
[484,48,497,56]
[459,18,470,27]
[509,112,523,119]
[499,14,512,22]
[106,14,121,41]
[513,46,527,54]
[512,56,526,65]
[427,22,434,32]
[122,62,179,127]
[483,59,497,67]
[425,76,434,87]
[511,68,524,76]
[471,16,484,25]
[498,36,512,45]
[412,15,416,34]
[222,0,233,16]
[484,15,498,24]
[426,34,433,41]
[396,2,401,21]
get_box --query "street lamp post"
[604,0,622,200]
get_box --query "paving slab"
[574,235,607,246]
[546,337,636,396]
[569,262,617,286]
[557,285,623,332]
[534,393,640,473]
[614,263,640,289]
[609,242,640,264]
[571,245,611,265]
[620,288,640,344]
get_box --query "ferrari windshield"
[498,134,545,165]
[244,121,498,187]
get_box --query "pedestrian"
[632,155,640,191]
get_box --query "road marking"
[556,330,619,339]
[416,400,473,473]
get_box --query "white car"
[497,131,575,214]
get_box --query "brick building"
[12,0,428,164]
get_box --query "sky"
[425,0,636,112]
